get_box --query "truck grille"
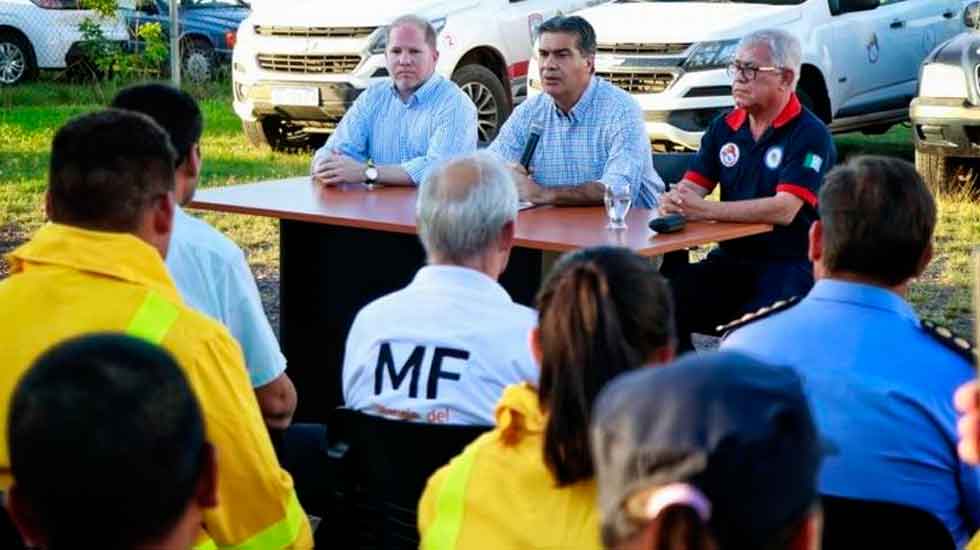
[597,43,691,56]
[599,71,676,94]
[254,26,378,39]
[256,54,362,74]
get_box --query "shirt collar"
[388,73,442,106]
[808,279,918,322]
[410,264,512,303]
[6,223,181,302]
[495,382,547,442]
[550,75,599,123]
[724,92,802,132]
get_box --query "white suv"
[231,0,602,150]
[0,0,128,85]
[531,0,967,152]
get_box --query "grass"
[2,78,979,338]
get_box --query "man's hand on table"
[659,183,715,221]
[312,151,366,186]
[508,163,552,205]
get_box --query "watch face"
[365,167,379,181]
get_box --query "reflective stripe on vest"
[192,490,306,550]
[421,441,483,550]
[126,291,180,344]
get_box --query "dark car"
[120,0,250,81]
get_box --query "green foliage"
[75,0,170,84]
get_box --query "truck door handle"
[943,10,955,19]
[890,19,905,29]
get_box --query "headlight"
[683,39,739,72]
[918,64,968,99]
[368,17,447,55]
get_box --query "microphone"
[520,123,543,170]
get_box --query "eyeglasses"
[726,62,784,81]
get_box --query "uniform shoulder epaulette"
[920,320,977,364]
[715,296,802,335]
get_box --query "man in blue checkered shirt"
[311,15,477,187]
[488,16,663,209]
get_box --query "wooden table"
[190,177,771,421]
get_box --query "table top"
[190,177,772,256]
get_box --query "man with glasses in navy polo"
[659,29,835,352]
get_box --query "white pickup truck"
[530,0,967,152]
[232,0,603,150]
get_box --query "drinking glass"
[604,182,632,230]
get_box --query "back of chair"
[821,495,954,550]
[324,408,491,550]
[652,152,695,191]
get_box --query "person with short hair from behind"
[6,334,217,550]
[722,156,980,546]
[591,351,823,550]
[343,151,536,425]
[111,83,298,432]
[489,15,663,208]
[418,246,676,549]
[0,110,312,548]
[311,14,477,187]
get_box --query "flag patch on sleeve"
[803,153,823,172]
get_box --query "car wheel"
[0,31,37,85]
[915,148,950,193]
[182,39,216,83]
[452,64,511,145]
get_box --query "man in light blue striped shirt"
[312,15,477,187]
[489,16,663,209]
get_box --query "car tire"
[915,148,949,193]
[0,31,37,85]
[181,38,216,83]
[452,64,511,145]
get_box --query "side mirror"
[965,2,980,30]
[136,0,159,14]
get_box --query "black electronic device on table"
[648,214,687,233]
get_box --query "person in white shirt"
[111,84,297,431]
[342,151,537,425]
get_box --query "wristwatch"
[364,159,379,186]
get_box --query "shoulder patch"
[920,320,977,364]
[716,296,801,335]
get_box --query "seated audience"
[418,246,676,549]
[659,29,835,352]
[111,83,297,431]
[0,110,312,547]
[311,14,477,187]
[342,151,536,425]
[6,334,217,550]
[722,156,979,546]
[488,15,663,208]
[590,351,823,550]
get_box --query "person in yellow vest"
[6,334,219,550]
[0,110,312,549]
[418,246,677,549]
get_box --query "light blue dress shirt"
[721,279,980,547]
[488,76,663,208]
[313,74,477,185]
[166,207,287,388]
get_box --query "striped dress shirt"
[314,74,477,185]
[488,76,663,208]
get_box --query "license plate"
[271,86,319,107]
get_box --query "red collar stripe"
[724,93,802,131]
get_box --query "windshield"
[616,0,805,5]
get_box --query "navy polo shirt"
[684,94,836,260]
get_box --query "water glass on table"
[604,182,632,230]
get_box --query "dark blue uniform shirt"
[684,94,836,259]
